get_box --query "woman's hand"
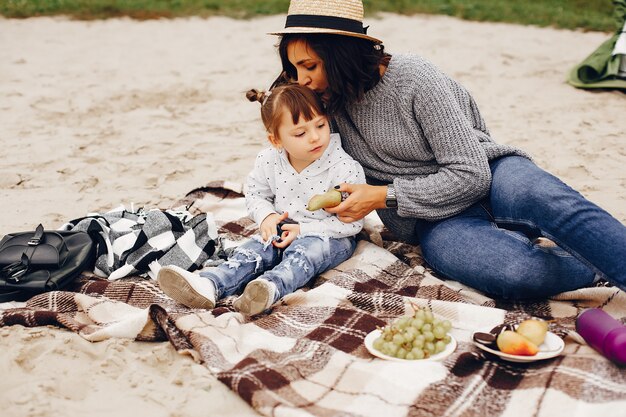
[273,223,300,249]
[260,212,289,241]
[325,184,387,222]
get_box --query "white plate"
[364,329,457,362]
[472,327,564,363]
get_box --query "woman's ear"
[268,133,281,149]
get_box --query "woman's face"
[287,40,329,98]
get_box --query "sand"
[0,13,624,417]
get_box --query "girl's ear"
[268,133,281,149]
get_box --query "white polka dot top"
[246,133,366,238]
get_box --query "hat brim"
[268,27,382,44]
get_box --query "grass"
[0,0,619,32]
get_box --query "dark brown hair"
[272,33,390,116]
[246,84,326,139]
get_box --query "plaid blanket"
[61,206,219,280]
[1,182,625,417]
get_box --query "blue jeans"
[381,156,626,299]
[199,235,357,300]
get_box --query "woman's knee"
[486,266,554,299]
[421,243,563,299]
[496,157,578,199]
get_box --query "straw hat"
[268,0,382,44]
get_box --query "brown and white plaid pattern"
[2,182,625,417]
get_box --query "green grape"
[383,329,393,342]
[433,326,446,339]
[424,311,434,323]
[413,348,425,359]
[404,327,417,341]
[397,347,408,359]
[411,318,424,330]
[373,337,384,350]
[412,336,424,349]
[372,307,453,360]
[397,317,410,329]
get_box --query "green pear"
[516,319,548,346]
[307,189,342,211]
[496,330,539,356]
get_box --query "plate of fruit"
[472,319,564,363]
[364,307,457,362]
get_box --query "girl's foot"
[233,278,277,315]
[157,265,216,309]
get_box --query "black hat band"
[285,14,368,35]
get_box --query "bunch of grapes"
[373,307,452,360]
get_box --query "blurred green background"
[0,0,617,32]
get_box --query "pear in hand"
[516,319,548,346]
[496,330,539,356]
[307,189,342,211]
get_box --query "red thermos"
[575,308,626,366]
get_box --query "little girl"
[157,84,366,315]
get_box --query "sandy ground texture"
[1,13,625,417]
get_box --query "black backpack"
[0,224,95,302]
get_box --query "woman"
[268,0,626,299]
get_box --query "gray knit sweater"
[335,53,529,222]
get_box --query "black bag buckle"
[27,224,45,246]
[1,253,30,283]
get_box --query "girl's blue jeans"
[200,235,357,300]
[379,156,626,299]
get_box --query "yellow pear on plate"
[307,189,342,211]
[496,330,539,356]
[516,319,548,346]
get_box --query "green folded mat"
[567,0,626,90]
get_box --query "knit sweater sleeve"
[394,62,491,220]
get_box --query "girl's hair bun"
[246,88,266,104]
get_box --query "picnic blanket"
[60,206,219,280]
[1,181,625,417]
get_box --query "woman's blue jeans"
[199,235,357,300]
[384,156,626,299]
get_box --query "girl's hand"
[325,184,387,222]
[273,223,300,248]
[260,212,289,241]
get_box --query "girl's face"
[270,106,331,173]
[287,40,329,98]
